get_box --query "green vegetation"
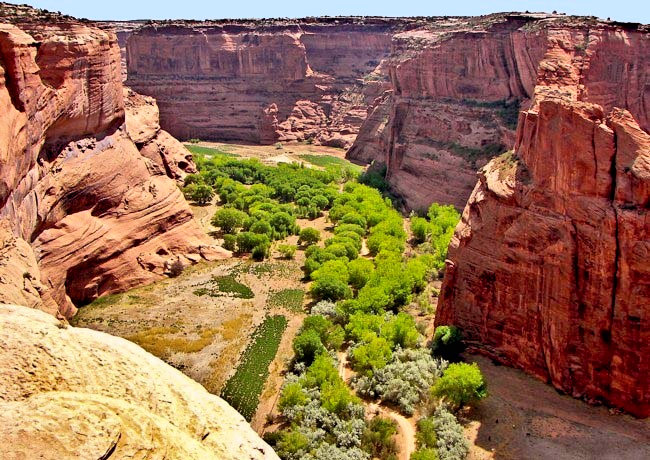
[298,227,321,246]
[431,325,465,361]
[277,243,297,259]
[409,203,460,273]
[126,326,219,359]
[298,154,363,175]
[267,288,304,312]
[432,405,470,460]
[182,183,214,204]
[221,315,287,420]
[361,417,398,459]
[212,208,247,233]
[193,275,254,299]
[184,143,239,158]
[432,362,487,409]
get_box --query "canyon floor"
[71,142,649,460]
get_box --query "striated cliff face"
[0,304,277,459]
[0,4,226,318]
[122,19,404,147]
[436,22,650,417]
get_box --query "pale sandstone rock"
[0,304,278,460]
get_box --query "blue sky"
[10,0,650,23]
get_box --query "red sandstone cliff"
[0,4,226,318]
[120,19,405,148]
[436,22,650,417]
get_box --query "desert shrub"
[431,326,465,361]
[222,234,237,251]
[432,362,487,409]
[411,448,440,460]
[278,244,297,259]
[416,417,437,450]
[310,300,338,318]
[168,258,184,277]
[236,232,270,253]
[299,227,321,246]
[212,208,247,233]
[361,417,397,459]
[274,428,310,459]
[381,312,420,349]
[433,405,469,460]
[279,382,309,412]
[355,348,447,415]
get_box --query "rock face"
[0,304,278,459]
[0,4,226,318]
[121,19,407,148]
[436,22,650,417]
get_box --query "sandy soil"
[194,140,347,164]
[463,355,650,460]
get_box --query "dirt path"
[337,350,416,460]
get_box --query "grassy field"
[299,153,363,173]
[193,275,254,298]
[184,143,239,158]
[267,288,305,312]
[220,315,288,420]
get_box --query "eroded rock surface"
[0,4,226,317]
[0,304,278,459]
[436,24,650,416]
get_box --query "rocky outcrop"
[0,304,278,459]
[121,19,403,147]
[349,14,650,210]
[0,4,226,317]
[436,22,650,417]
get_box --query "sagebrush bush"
[433,404,469,460]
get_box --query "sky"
[7,0,650,23]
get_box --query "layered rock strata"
[0,4,226,318]
[436,22,650,417]
[121,19,410,148]
[0,304,277,459]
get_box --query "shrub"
[274,428,309,459]
[222,234,237,251]
[277,244,297,259]
[310,300,337,319]
[431,326,465,361]
[354,348,447,415]
[279,382,309,412]
[188,183,214,204]
[433,405,469,460]
[299,227,321,246]
[416,417,437,449]
[252,243,270,261]
[411,448,440,460]
[431,362,487,409]
[381,312,420,349]
[236,232,270,253]
[212,208,248,233]
[168,258,184,277]
[361,417,397,458]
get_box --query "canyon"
[0,1,648,458]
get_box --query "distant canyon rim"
[0,4,648,459]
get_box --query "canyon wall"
[0,4,226,318]
[0,304,277,459]
[436,22,650,417]
[122,19,412,148]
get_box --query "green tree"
[411,448,439,460]
[222,234,236,251]
[212,208,247,233]
[299,227,321,246]
[381,312,420,349]
[278,382,308,412]
[350,336,392,376]
[432,362,487,409]
[411,216,429,244]
[348,258,375,290]
[431,325,465,361]
[275,428,309,458]
[293,329,326,365]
